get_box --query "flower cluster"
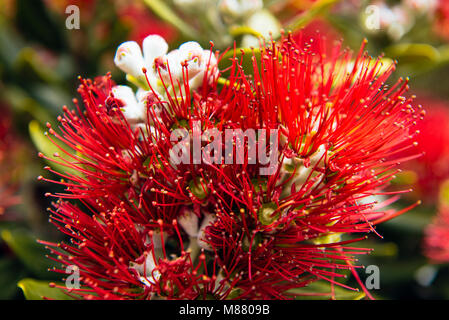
[39,31,422,300]
[113,35,218,124]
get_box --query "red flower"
[291,18,342,55]
[394,96,449,202]
[43,0,96,20]
[0,104,21,216]
[40,33,421,300]
[116,2,177,44]
[434,0,449,40]
[424,206,449,263]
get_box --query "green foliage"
[144,0,198,40]
[290,281,366,300]
[218,47,261,79]
[0,258,28,299]
[29,120,79,177]
[18,278,73,300]
[1,229,57,279]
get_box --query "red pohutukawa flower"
[39,32,422,300]
[435,0,449,40]
[424,206,449,263]
[116,1,177,44]
[393,96,449,202]
[0,104,21,216]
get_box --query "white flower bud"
[197,213,217,251]
[374,3,396,29]
[157,49,183,83]
[129,252,160,286]
[114,41,146,79]
[112,85,145,123]
[178,208,199,238]
[387,6,414,40]
[150,230,167,249]
[219,0,263,19]
[241,9,281,48]
[114,35,219,107]
[142,34,169,71]
[156,41,218,92]
[180,42,218,89]
[178,41,204,61]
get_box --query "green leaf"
[218,47,261,78]
[290,281,366,300]
[13,47,61,85]
[29,120,79,177]
[381,207,432,234]
[385,44,449,76]
[229,26,263,39]
[18,278,73,300]
[0,16,23,68]
[0,258,28,299]
[437,45,449,64]
[385,43,440,64]
[352,240,398,258]
[370,260,425,285]
[143,0,198,39]
[15,0,65,51]
[1,229,57,278]
[3,85,53,124]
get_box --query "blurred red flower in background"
[0,104,21,217]
[43,0,177,44]
[434,0,449,40]
[116,1,177,44]
[424,205,449,263]
[43,0,96,20]
[395,96,449,203]
[292,18,342,55]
